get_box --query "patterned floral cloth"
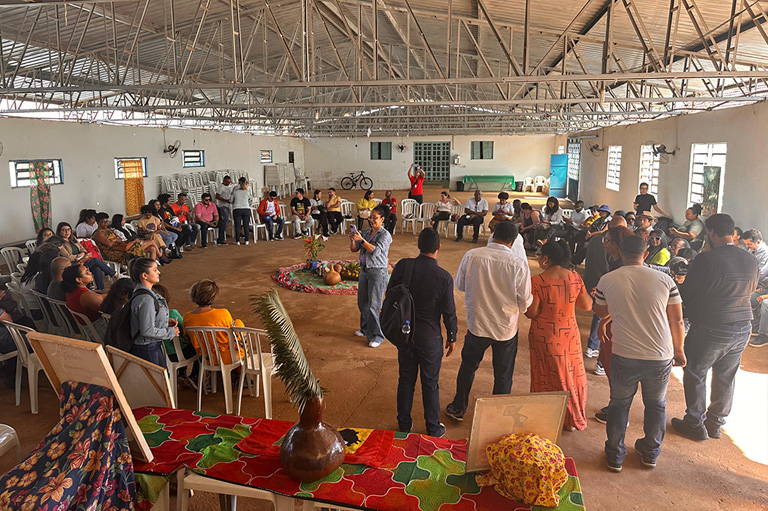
[0,381,135,511]
[30,161,51,232]
[477,433,568,508]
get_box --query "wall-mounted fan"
[164,140,181,158]
[587,143,604,156]
[396,144,406,153]
[646,141,676,164]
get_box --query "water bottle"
[401,320,411,335]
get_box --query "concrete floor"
[1,186,767,510]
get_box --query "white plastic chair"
[30,291,64,335]
[232,326,275,418]
[176,468,281,511]
[186,326,244,415]
[447,205,466,238]
[162,336,199,406]
[47,298,84,339]
[5,283,44,331]
[1,247,25,274]
[402,201,426,234]
[2,321,44,414]
[534,175,548,192]
[420,203,437,232]
[280,203,313,238]
[0,424,22,463]
[339,201,357,234]
[249,208,267,242]
[24,240,37,255]
[67,309,105,344]
[522,176,535,193]
[373,198,382,206]
[399,199,418,233]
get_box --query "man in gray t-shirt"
[593,235,686,472]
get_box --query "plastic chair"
[249,208,267,242]
[162,336,199,406]
[185,326,244,415]
[419,203,437,232]
[399,199,418,233]
[522,177,535,193]
[447,205,466,238]
[279,203,313,238]
[5,283,44,331]
[0,424,22,463]
[373,198,382,206]
[176,467,280,511]
[31,291,64,335]
[339,201,357,234]
[232,326,274,418]
[2,321,44,414]
[24,240,37,256]
[534,175,547,192]
[67,309,105,344]
[1,247,25,274]
[47,298,84,339]
[402,201,425,234]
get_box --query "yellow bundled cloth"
[476,433,568,507]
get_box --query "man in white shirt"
[455,190,489,243]
[215,175,235,245]
[593,235,686,473]
[446,222,533,421]
[743,229,768,334]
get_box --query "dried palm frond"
[251,289,324,412]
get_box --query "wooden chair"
[2,321,44,414]
[232,326,275,418]
[185,326,244,415]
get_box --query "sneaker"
[593,363,606,376]
[634,441,656,468]
[454,237,462,243]
[293,234,302,239]
[322,236,329,241]
[275,235,284,240]
[219,241,229,245]
[607,460,622,473]
[245,241,249,245]
[594,411,607,424]
[302,230,309,236]
[368,338,383,348]
[704,421,721,439]
[116,273,130,279]
[429,423,446,438]
[445,404,465,421]
[471,238,479,243]
[354,329,365,337]
[671,417,708,441]
[585,348,600,358]
[236,241,241,246]
[749,334,768,348]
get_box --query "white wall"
[303,134,558,190]
[577,103,768,231]
[0,117,304,244]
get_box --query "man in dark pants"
[455,189,488,243]
[446,222,532,421]
[388,228,457,437]
[672,214,758,441]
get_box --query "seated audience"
[489,192,515,231]
[93,212,162,265]
[325,188,343,234]
[110,214,167,264]
[257,191,284,241]
[61,264,107,340]
[146,199,180,256]
[171,193,201,249]
[46,257,70,301]
[310,189,330,239]
[455,190,489,243]
[129,257,178,367]
[99,277,135,315]
[357,190,376,230]
[36,228,54,246]
[195,192,221,247]
[290,188,312,238]
[57,221,118,290]
[381,190,398,235]
[19,247,60,318]
[157,194,190,250]
[669,204,705,250]
[75,209,98,238]
[518,202,541,250]
[432,191,460,231]
[646,229,671,266]
[183,279,244,365]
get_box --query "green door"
[413,142,450,183]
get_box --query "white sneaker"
[236,241,241,246]
[368,339,383,348]
[354,330,365,337]
[322,236,329,241]
[585,348,600,358]
[245,241,249,245]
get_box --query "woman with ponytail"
[525,240,593,431]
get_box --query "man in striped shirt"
[593,235,686,473]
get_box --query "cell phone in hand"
[350,225,358,235]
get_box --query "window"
[9,160,63,188]
[114,157,148,179]
[689,143,727,216]
[471,141,494,159]
[638,146,660,195]
[182,150,205,167]
[606,145,622,191]
[370,142,392,160]
[567,141,581,180]
[260,150,273,164]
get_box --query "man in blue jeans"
[594,235,686,472]
[672,214,758,441]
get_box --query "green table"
[462,175,515,191]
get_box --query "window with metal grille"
[9,160,63,188]
[370,142,392,160]
[114,157,148,179]
[689,143,727,214]
[182,150,205,167]
[638,146,660,195]
[567,142,581,180]
[471,141,494,159]
[606,146,622,191]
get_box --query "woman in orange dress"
[183,279,244,365]
[525,240,593,431]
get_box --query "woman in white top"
[537,196,566,246]
[231,177,253,245]
[310,189,330,239]
[489,192,515,231]
[75,209,98,238]
[431,191,460,230]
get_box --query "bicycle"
[340,170,374,191]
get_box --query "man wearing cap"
[637,211,655,232]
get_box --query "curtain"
[30,161,51,232]
[123,159,145,216]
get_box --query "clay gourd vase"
[324,270,342,286]
[279,396,345,482]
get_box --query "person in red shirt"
[407,164,426,204]
[172,193,201,248]
[381,190,398,235]
[257,190,285,241]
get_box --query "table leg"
[275,495,299,511]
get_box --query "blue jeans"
[217,206,231,243]
[263,216,284,239]
[357,267,388,344]
[85,257,116,291]
[751,289,767,327]
[397,337,443,435]
[587,314,601,351]
[183,222,200,246]
[130,342,167,369]
[682,321,751,428]
[158,230,178,247]
[606,354,672,465]
[450,331,518,413]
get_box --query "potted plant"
[252,290,345,482]
[303,234,325,271]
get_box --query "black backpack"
[104,287,159,352]
[380,259,416,347]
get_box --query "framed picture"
[465,392,569,473]
[260,150,273,163]
[27,332,155,462]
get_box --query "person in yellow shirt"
[183,279,244,365]
[357,190,376,230]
